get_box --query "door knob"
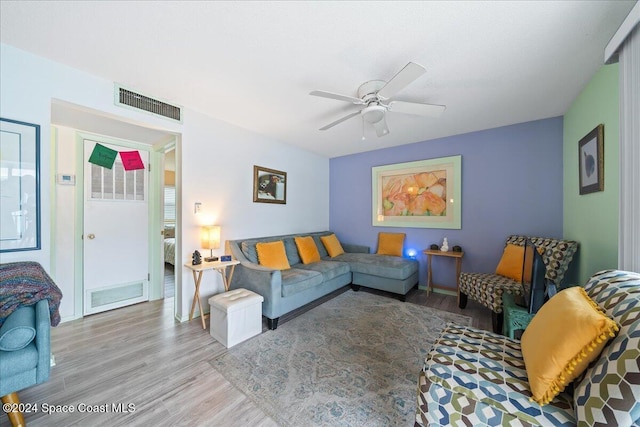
[87,234,96,240]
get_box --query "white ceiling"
[1,1,636,158]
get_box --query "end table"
[423,249,464,305]
[183,259,240,329]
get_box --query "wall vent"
[85,280,148,315]
[115,85,182,122]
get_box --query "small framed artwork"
[253,165,287,204]
[0,117,41,252]
[372,155,462,229]
[578,124,604,195]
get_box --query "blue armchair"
[0,299,51,427]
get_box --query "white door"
[83,138,149,315]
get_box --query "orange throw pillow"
[321,234,345,258]
[294,236,321,264]
[521,287,619,405]
[256,241,290,270]
[495,244,525,281]
[376,232,405,257]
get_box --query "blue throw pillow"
[241,241,259,263]
[0,306,36,351]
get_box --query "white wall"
[0,45,52,269]
[178,109,329,321]
[1,44,330,322]
[51,126,77,320]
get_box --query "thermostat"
[57,174,76,185]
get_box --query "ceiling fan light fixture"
[361,105,386,124]
[311,62,445,137]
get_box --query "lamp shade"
[201,225,221,250]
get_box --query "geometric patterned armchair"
[458,235,578,333]
[416,270,639,427]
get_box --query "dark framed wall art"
[0,117,41,252]
[579,124,604,195]
[253,165,287,204]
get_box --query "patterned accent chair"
[416,269,640,426]
[458,235,578,333]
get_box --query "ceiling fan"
[310,62,445,138]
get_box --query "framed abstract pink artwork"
[372,155,461,229]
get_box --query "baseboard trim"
[417,285,457,297]
[60,314,82,324]
[432,288,457,297]
[175,309,209,324]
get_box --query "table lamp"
[201,225,221,262]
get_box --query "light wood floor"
[15,286,492,427]
[164,263,175,298]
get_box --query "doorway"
[82,137,150,315]
[51,100,180,321]
[163,147,176,298]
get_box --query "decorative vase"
[440,237,449,252]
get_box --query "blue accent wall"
[329,117,564,290]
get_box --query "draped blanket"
[0,261,63,329]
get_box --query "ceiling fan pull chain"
[361,117,365,141]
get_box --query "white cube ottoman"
[208,288,264,348]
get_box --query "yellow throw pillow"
[495,244,525,281]
[376,232,405,256]
[256,241,290,270]
[521,286,619,405]
[294,236,321,264]
[320,234,345,258]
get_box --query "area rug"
[211,290,471,426]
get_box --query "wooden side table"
[423,249,464,305]
[184,259,240,329]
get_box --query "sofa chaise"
[416,269,640,426]
[227,231,418,329]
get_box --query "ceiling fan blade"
[319,110,361,131]
[377,62,427,99]
[372,116,390,137]
[388,101,446,117]
[310,90,364,104]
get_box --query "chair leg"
[2,392,26,427]
[492,311,503,334]
[458,292,468,309]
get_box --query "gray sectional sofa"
[227,231,419,329]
